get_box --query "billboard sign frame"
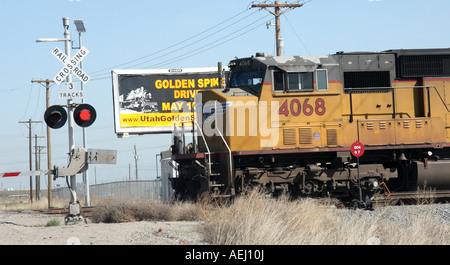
[112,67,224,136]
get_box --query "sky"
[0,0,449,191]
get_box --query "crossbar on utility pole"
[251,1,303,56]
[32,79,55,208]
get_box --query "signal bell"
[74,104,96,127]
[44,105,67,129]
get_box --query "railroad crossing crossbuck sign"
[52,46,90,99]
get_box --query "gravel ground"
[348,204,450,225]
[0,211,207,245]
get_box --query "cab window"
[273,71,314,92]
[316,69,328,91]
[229,70,264,93]
[273,71,284,91]
[288,72,313,91]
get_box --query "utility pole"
[134,145,139,180]
[34,135,45,201]
[251,1,303,56]
[31,79,55,207]
[129,163,132,181]
[19,119,42,202]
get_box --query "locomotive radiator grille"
[327,129,338,146]
[299,128,312,144]
[283,128,297,145]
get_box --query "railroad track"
[35,206,95,218]
[32,190,449,215]
[372,190,450,206]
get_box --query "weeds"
[91,197,201,223]
[0,196,71,211]
[199,190,449,245]
[45,219,61,227]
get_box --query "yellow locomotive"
[170,48,450,206]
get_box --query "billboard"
[112,67,224,135]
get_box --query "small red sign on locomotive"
[351,141,365,157]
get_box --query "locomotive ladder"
[194,120,233,196]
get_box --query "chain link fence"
[52,179,172,201]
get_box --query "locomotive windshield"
[229,70,264,93]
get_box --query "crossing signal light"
[44,105,67,129]
[44,104,96,129]
[74,104,96,127]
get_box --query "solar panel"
[74,20,86,33]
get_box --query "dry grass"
[198,190,450,245]
[0,197,68,211]
[91,197,201,223]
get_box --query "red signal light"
[79,109,91,121]
[74,104,96,127]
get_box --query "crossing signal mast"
[2,17,116,224]
[251,1,303,56]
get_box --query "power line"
[89,12,272,81]
[123,10,262,70]
[282,13,311,55]
[5,9,259,91]
[0,84,31,93]
[88,9,254,77]
[147,14,272,69]
[8,7,275,90]
[19,82,35,120]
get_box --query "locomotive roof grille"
[398,54,450,78]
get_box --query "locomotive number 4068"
[278,98,326,117]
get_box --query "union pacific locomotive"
[169,48,450,206]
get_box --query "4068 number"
[278,98,326,117]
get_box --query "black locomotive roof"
[336,48,450,56]
[384,48,450,55]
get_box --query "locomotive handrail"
[194,120,212,176]
[345,86,396,122]
[428,85,450,113]
[345,85,450,122]
[343,87,393,94]
[215,101,234,195]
